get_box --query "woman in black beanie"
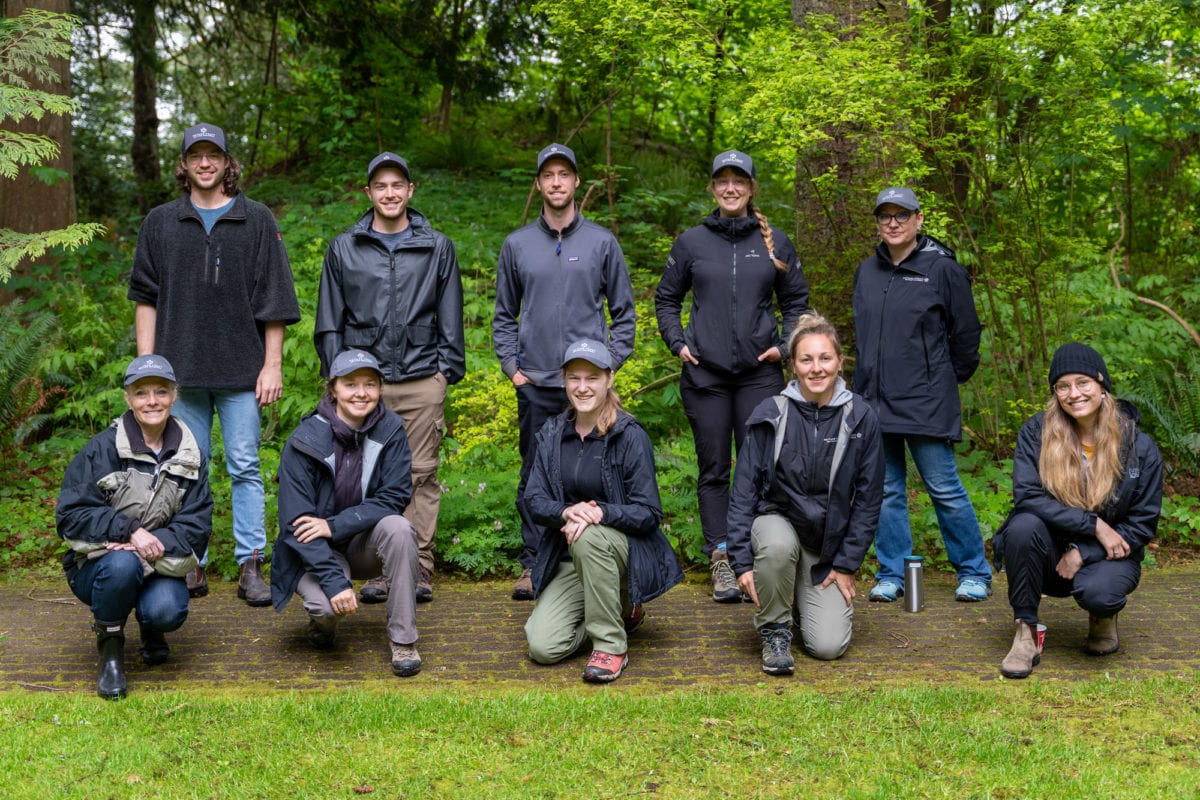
[993,342,1162,678]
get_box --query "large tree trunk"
[0,0,76,292]
[130,0,166,214]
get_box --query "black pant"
[1002,512,1141,623]
[515,383,570,568]
[680,360,784,555]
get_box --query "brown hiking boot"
[1000,619,1041,679]
[359,576,389,604]
[416,566,433,603]
[185,565,208,598]
[512,568,534,601]
[237,552,271,607]
[710,552,741,603]
[1085,612,1120,656]
[391,642,422,677]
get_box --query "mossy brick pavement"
[2,566,1198,693]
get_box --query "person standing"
[654,149,809,603]
[315,152,464,604]
[128,123,301,605]
[493,143,637,600]
[851,186,992,603]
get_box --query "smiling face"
[536,158,580,213]
[875,202,923,258]
[1053,372,1104,428]
[365,167,414,231]
[791,333,843,405]
[125,378,177,438]
[563,359,613,420]
[710,167,755,218]
[182,142,228,195]
[333,368,382,428]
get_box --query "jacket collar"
[536,209,583,239]
[702,209,760,241]
[175,191,246,222]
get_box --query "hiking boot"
[955,578,993,602]
[999,619,1040,679]
[623,604,645,635]
[710,552,741,603]
[138,621,170,666]
[760,624,794,676]
[359,576,389,604]
[186,565,208,598]
[869,579,903,602]
[1085,612,1120,656]
[237,551,271,607]
[416,566,433,603]
[582,650,627,683]
[306,617,337,650]
[94,620,127,700]
[512,568,534,601]
[391,642,422,677]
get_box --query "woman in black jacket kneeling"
[995,343,1162,679]
[523,340,684,683]
[727,312,884,675]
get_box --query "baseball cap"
[367,151,411,183]
[330,349,384,379]
[873,187,920,214]
[711,149,755,179]
[537,143,577,174]
[124,354,177,387]
[181,123,228,156]
[562,339,612,370]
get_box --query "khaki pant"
[381,374,447,575]
[524,525,631,663]
[750,513,853,661]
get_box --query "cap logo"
[137,358,159,371]
[721,153,744,165]
[349,352,371,364]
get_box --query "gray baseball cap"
[124,354,177,386]
[367,151,411,182]
[330,349,384,379]
[181,123,228,156]
[562,339,612,370]
[874,186,920,214]
[537,142,577,174]
[711,149,755,179]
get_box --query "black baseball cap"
[367,151,411,183]
[181,123,228,156]
[711,150,755,179]
[537,143,577,174]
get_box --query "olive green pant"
[751,513,853,661]
[525,524,631,663]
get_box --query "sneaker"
[623,604,645,635]
[760,624,794,675]
[416,566,433,603]
[185,565,208,599]
[359,576,389,604]
[512,568,534,601]
[710,553,742,603]
[391,642,422,677]
[869,579,903,602]
[955,578,992,602]
[237,553,271,607]
[582,650,627,683]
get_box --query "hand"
[737,570,760,607]
[561,501,603,545]
[1095,519,1130,560]
[256,364,284,408]
[292,515,332,544]
[678,345,700,366]
[128,528,164,562]
[511,370,530,387]
[1056,547,1084,580]
[820,571,857,607]
[756,346,782,363]
[329,588,358,616]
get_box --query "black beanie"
[1048,342,1111,392]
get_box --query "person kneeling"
[727,313,883,675]
[994,343,1162,679]
[271,350,422,677]
[523,340,684,683]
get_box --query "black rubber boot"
[138,621,170,666]
[94,620,127,700]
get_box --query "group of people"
[56,125,1162,698]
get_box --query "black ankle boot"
[138,621,170,666]
[94,620,127,700]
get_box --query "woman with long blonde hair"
[994,343,1162,679]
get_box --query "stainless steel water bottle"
[904,555,924,613]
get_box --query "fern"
[0,300,63,445]
[1123,353,1200,476]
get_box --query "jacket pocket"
[406,324,437,346]
[345,325,383,349]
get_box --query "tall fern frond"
[0,299,61,445]
[1124,353,1200,476]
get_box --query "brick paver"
[3,566,1197,693]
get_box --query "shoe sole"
[762,664,795,676]
[582,665,624,683]
[712,591,743,604]
[237,588,272,607]
[392,662,422,677]
[512,590,534,601]
[1000,653,1041,679]
[359,591,388,604]
[868,593,901,603]
[416,588,433,603]
[188,584,208,599]
[1085,644,1119,656]
[140,650,169,666]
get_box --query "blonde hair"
[1038,392,1129,510]
[564,366,626,436]
[786,310,842,363]
[752,205,790,272]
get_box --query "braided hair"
[751,203,789,272]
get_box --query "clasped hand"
[561,500,603,544]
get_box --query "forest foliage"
[1,0,1198,578]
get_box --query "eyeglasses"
[1053,377,1097,397]
[186,151,226,165]
[713,178,751,189]
[875,212,913,225]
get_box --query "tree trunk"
[0,0,76,291]
[130,0,166,214]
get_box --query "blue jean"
[68,550,190,629]
[173,388,265,564]
[874,434,991,585]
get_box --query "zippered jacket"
[726,379,884,585]
[128,193,301,390]
[655,210,809,374]
[525,411,684,605]
[57,412,212,580]
[314,208,465,384]
[492,212,636,387]
[271,407,413,607]
[851,234,980,440]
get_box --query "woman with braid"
[655,150,809,603]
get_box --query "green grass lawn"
[3,677,1196,798]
